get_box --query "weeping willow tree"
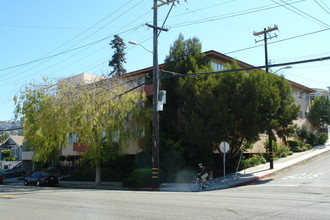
[15,77,149,185]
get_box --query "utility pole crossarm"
[152,0,176,8]
[146,23,168,32]
[253,25,278,36]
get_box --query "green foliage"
[287,139,300,150]
[122,168,150,188]
[62,167,95,181]
[272,142,293,158]
[162,34,298,163]
[263,140,292,159]
[287,139,312,152]
[175,61,298,160]
[15,76,149,185]
[241,154,267,169]
[308,96,330,129]
[0,132,9,144]
[1,149,17,161]
[1,149,10,158]
[134,151,151,169]
[3,156,17,161]
[59,156,66,161]
[122,168,165,188]
[161,34,213,164]
[159,136,186,182]
[307,133,317,146]
[108,34,126,76]
[317,133,328,145]
[296,126,310,142]
[164,34,212,75]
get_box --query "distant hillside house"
[0,135,24,170]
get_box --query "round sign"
[219,141,230,153]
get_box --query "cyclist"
[197,163,208,185]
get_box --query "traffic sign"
[219,141,230,153]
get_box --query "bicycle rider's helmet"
[198,163,202,166]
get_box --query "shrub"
[264,140,292,159]
[64,167,95,181]
[123,168,165,188]
[275,144,293,158]
[297,126,309,142]
[307,133,317,146]
[3,156,17,161]
[1,149,10,158]
[287,140,301,152]
[289,142,312,152]
[59,156,66,161]
[240,154,267,169]
[317,133,328,145]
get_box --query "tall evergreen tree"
[108,34,126,77]
[161,34,213,164]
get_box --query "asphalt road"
[0,152,329,220]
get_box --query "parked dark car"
[0,174,3,184]
[0,169,24,178]
[24,171,59,186]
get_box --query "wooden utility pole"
[147,0,174,189]
[253,25,278,170]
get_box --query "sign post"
[219,142,230,180]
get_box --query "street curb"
[228,173,273,188]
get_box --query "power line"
[0,1,146,74]
[0,1,137,77]
[225,27,330,55]
[314,0,330,14]
[272,0,330,28]
[170,0,304,28]
[161,55,330,78]
[319,0,330,11]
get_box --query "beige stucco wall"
[21,151,34,160]
[61,143,80,156]
[59,73,104,86]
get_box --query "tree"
[15,77,148,185]
[308,96,330,129]
[161,34,213,164]
[165,58,299,163]
[108,35,127,77]
[0,132,9,144]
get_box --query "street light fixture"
[273,66,292,74]
[128,40,153,54]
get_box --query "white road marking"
[281,172,324,180]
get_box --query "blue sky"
[1,0,330,121]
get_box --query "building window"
[211,61,225,71]
[68,133,79,144]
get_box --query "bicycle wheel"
[202,181,212,190]
[190,179,202,192]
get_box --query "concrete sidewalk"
[3,143,330,191]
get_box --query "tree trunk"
[95,161,101,186]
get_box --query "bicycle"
[190,176,212,192]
